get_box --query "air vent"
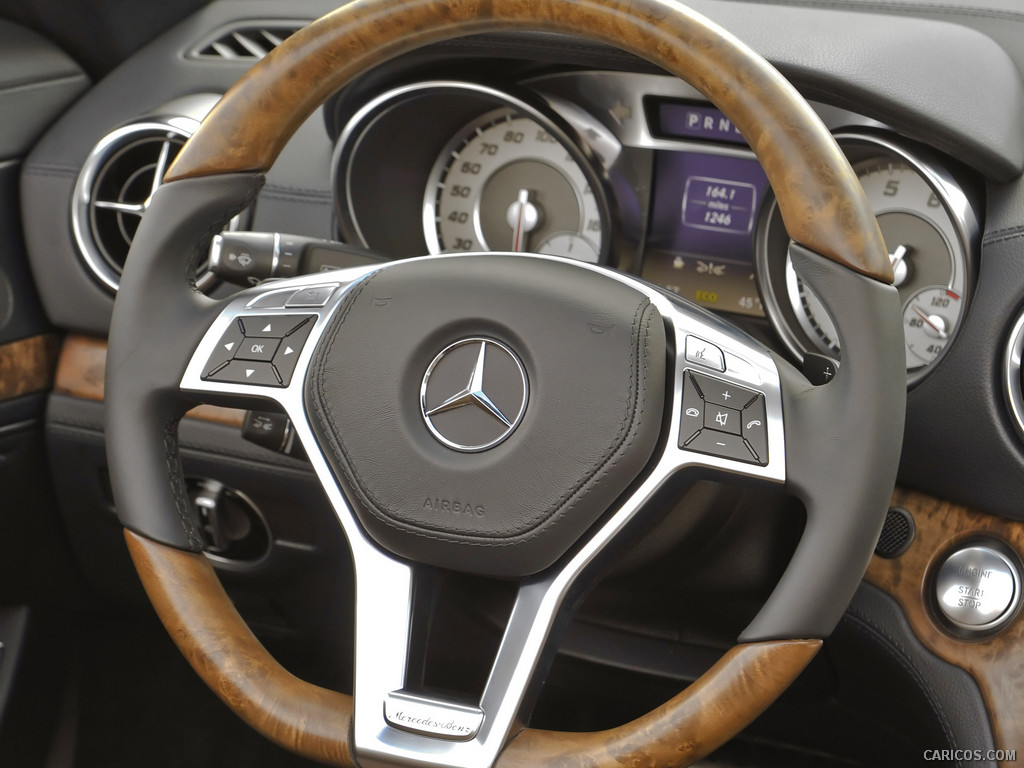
[187,21,307,61]
[72,117,240,292]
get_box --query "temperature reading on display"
[682,177,757,235]
[738,295,761,312]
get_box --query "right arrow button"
[272,318,316,386]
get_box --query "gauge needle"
[889,244,910,286]
[507,189,540,252]
[911,304,949,340]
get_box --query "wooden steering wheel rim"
[125,0,894,764]
[166,0,891,282]
[127,531,820,767]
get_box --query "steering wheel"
[106,0,905,765]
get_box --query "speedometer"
[424,109,606,262]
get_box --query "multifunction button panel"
[188,281,783,483]
[679,336,770,466]
[202,314,316,387]
[197,282,341,388]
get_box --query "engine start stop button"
[934,545,1020,632]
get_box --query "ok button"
[236,337,280,362]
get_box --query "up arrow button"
[240,314,311,338]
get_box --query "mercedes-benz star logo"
[420,338,528,452]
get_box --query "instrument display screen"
[643,149,769,317]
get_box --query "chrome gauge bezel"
[757,132,978,386]
[422,106,605,260]
[332,73,978,385]
[1003,311,1024,445]
[332,80,612,264]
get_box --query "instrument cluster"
[331,72,979,383]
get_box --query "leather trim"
[106,173,264,550]
[843,583,997,765]
[305,255,666,577]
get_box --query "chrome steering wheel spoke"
[658,293,787,487]
[180,253,790,768]
[180,265,378,407]
[106,0,906,757]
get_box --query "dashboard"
[50,61,987,390]
[330,73,978,383]
[7,0,1024,764]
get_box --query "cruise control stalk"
[241,410,305,459]
[209,231,385,286]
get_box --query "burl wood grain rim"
[126,531,820,767]
[496,638,821,768]
[165,0,892,283]
[139,0,888,761]
[126,530,355,765]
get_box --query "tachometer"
[425,109,606,261]
[758,136,977,383]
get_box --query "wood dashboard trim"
[865,489,1024,762]
[0,333,60,402]
[54,334,244,427]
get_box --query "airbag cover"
[306,255,665,577]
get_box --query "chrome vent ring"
[72,117,239,292]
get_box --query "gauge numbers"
[904,286,963,366]
[778,148,973,380]
[426,109,604,262]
